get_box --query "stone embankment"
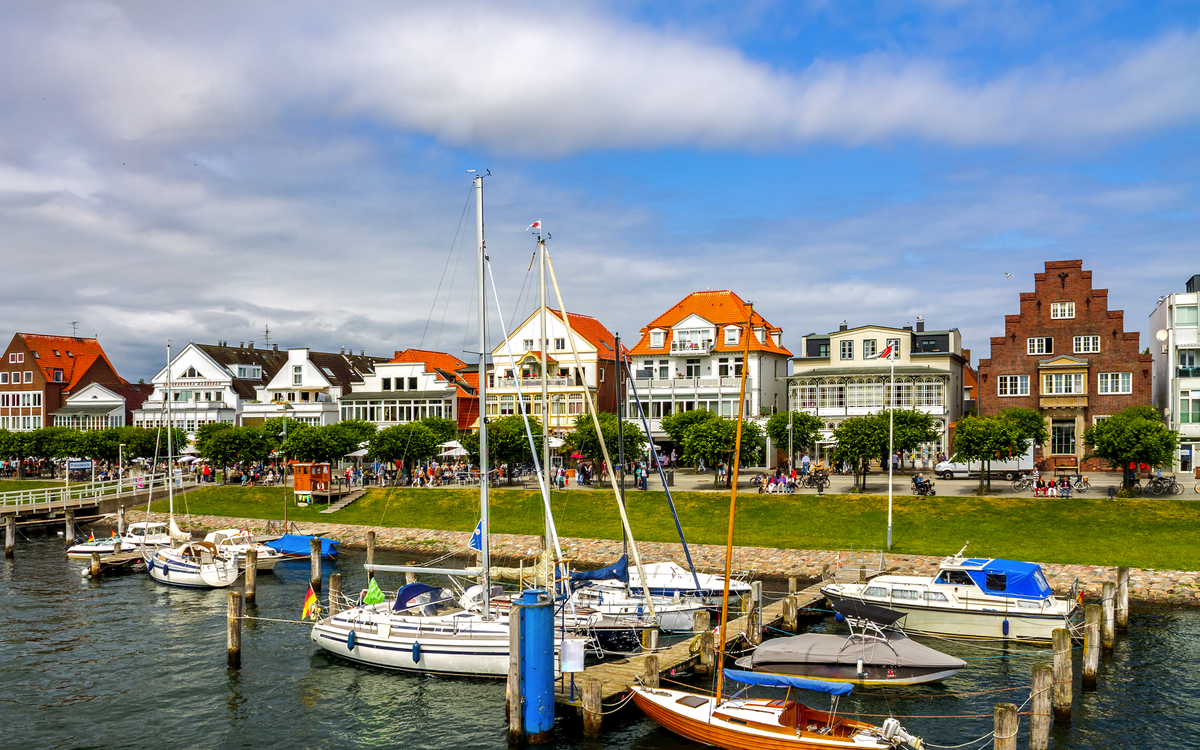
[122,511,1199,607]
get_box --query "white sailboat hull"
[146,546,241,589]
[572,586,707,631]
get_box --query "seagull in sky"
[1005,273,1013,277]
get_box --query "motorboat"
[568,556,714,632]
[202,528,284,570]
[627,561,751,598]
[67,522,171,559]
[146,541,241,589]
[821,545,1080,643]
[735,600,966,686]
[264,533,339,559]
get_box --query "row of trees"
[0,426,188,475]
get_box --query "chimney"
[1187,274,1200,293]
[916,317,925,333]
[360,350,365,356]
[903,322,913,331]
[272,344,279,352]
[839,321,848,331]
[340,347,345,355]
[248,341,254,349]
[239,342,244,348]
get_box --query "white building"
[338,349,474,430]
[242,347,384,427]
[1149,274,1200,473]
[53,382,152,431]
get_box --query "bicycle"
[1148,476,1184,495]
[1071,474,1090,493]
[1011,475,1036,493]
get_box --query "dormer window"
[523,339,534,351]
[650,331,664,348]
[184,367,202,378]
[382,378,392,391]
[236,365,262,379]
[53,370,64,383]
[725,327,739,345]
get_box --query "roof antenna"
[68,321,79,337]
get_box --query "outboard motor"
[881,717,924,749]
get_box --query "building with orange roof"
[338,348,478,431]
[487,307,624,437]
[624,290,791,461]
[1,333,135,430]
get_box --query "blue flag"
[468,519,483,551]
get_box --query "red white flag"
[874,345,894,360]
[527,220,541,231]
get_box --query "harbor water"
[3,534,1198,749]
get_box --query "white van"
[935,447,1035,481]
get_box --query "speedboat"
[735,600,966,686]
[202,528,284,570]
[146,541,241,589]
[67,522,171,559]
[821,545,1080,643]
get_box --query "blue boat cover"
[392,582,442,611]
[965,559,1052,600]
[264,534,339,558]
[569,555,628,589]
[723,669,854,696]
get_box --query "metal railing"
[0,472,180,512]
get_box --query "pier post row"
[1082,604,1101,689]
[993,702,1019,750]
[1052,628,1073,722]
[227,591,242,668]
[1116,567,1130,631]
[244,548,257,603]
[1102,581,1116,652]
[1031,663,1053,750]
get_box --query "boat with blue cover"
[264,534,339,559]
[821,544,1080,643]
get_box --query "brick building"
[1,333,130,431]
[977,260,1153,470]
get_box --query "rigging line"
[420,185,474,349]
[432,193,474,351]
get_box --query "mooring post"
[227,590,242,668]
[113,539,121,554]
[65,510,75,541]
[696,631,715,675]
[1115,566,1130,632]
[1101,582,1115,653]
[244,548,257,604]
[1082,604,1100,690]
[782,596,798,633]
[1051,628,1072,722]
[642,627,659,651]
[788,576,798,594]
[520,589,554,745]
[1030,663,1052,750]
[693,609,711,634]
[993,702,1018,750]
[405,561,417,585]
[642,654,660,688]
[309,537,322,593]
[117,504,126,535]
[329,572,342,618]
[507,603,524,744]
[581,677,603,736]
[90,552,101,579]
[5,515,15,558]
[366,530,376,582]
[746,580,763,645]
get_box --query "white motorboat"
[628,560,751,598]
[572,583,708,632]
[202,528,284,570]
[67,522,171,559]
[146,541,241,589]
[821,546,1080,643]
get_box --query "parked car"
[934,447,1035,481]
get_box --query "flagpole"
[887,349,894,552]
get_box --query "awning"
[345,448,368,458]
[439,440,464,450]
[723,668,853,696]
[438,447,468,457]
[53,404,120,416]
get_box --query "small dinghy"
[736,600,966,686]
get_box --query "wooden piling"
[692,609,711,634]
[581,677,603,736]
[1115,566,1130,632]
[65,510,75,541]
[642,628,659,651]
[1101,582,1115,653]
[507,604,524,744]
[244,548,257,604]
[695,631,715,675]
[227,590,242,668]
[405,561,417,585]
[117,504,126,535]
[993,702,1018,750]
[782,596,799,633]
[366,530,376,582]
[310,537,322,593]
[113,540,121,554]
[746,581,763,645]
[787,576,798,594]
[1082,604,1100,690]
[1051,628,1072,722]
[5,515,15,558]
[329,573,342,618]
[1030,663,1052,750]
[642,654,660,688]
[90,552,101,579]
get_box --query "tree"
[369,423,438,471]
[283,424,362,465]
[337,419,379,445]
[461,415,545,484]
[681,417,764,487]
[0,430,28,477]
[258,417,310,453]
[78,428,124,463]
[998,407,1049,449]
[566,412,646,465]
[877,409,941,469]
[765,410,824,467]
[203,427,270,472]
[1084,406,1178,491]
[660,409,717,458]
[120,426,188,461]
[195,422,235,458]
[830,416,887,490]
[951,415,1028,494]
[419,416,459,446]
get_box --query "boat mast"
[714,302,754,705]
[538,230,552,563]
[475,174,491,618]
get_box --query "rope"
[237,615,314,625]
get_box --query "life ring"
[316,482,325,491]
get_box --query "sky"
[1,1,1198,379]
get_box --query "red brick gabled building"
[977,260,1152,469]
[0,333,129,431]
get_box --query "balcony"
[670,340,713,355]
[494,377,572,389]
[1040,395,1088,409]
[1178,367,1200,379]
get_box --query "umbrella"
[439,447,468,457]
[438,439,464,450]
[180,445,200,455]
[571,453,584,459]
[345,448,368,458]
[177,456,197,463]
[547,436,565,448]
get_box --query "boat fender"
[347,630,357,651]
[1002,618,1010,637]
[162,564,169,577]
[412,641,421,663]
[856,658,864,676]
[834,611,845,623]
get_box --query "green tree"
[283,424,362,465]
[369,423,439,472]
[258,417,310,453]
[195,422,235,458]
[765,410,824,468]
[419,416,459,446]
[78,428,124,463]
[203,427,270,473]
[461,415,545,484]
[1084,406,1179,491]
[951,415,1028,494]
[830,416,887,490]
[877,409,941,470]
[120,426,187,461]
[337,419,379,445]
[0,430,28,477]
[998,407,1049,448]
[565,412,646,465]
[681,417,764,488]
[660,408,717,459]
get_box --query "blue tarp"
[569,555,628,589]
[264,534,339,559]
[723,669,854,696]
[965,559,1052,600]
[392,582,441,611]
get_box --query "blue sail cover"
[965,559,1053,600]
[264,534,339,559]
[569,556,628,589]
[723,669,854,696]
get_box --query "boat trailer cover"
[569,555,628,589]
[831,598,907,625]
[723,668,854,696]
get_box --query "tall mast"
[165,343,175,531]
[475,174,491,618]
[538,232,551,556]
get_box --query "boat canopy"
[831,598,906,625]
[964,559,1053,600]
[569,555,628,589]
[723,668,854,696]
[392,583,442,611]
[264,534,339,558]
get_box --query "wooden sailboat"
[629,304,926,750]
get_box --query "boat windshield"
[937,571,973,585]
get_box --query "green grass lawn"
[154,486,1200,571]
[0,479,70,492]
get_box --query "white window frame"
[1043,372,1084,395]
[1097,372,1132,394]
[1050,302,1075,319]
[997,375,1029,396]
[1027,337,1053,355]
[724,327,739,345]
[649,331,664,348]
[24,371,32,383]
[292,365,303,385]
[554,337,566,351]
[522,339,534,351]
[1074,336,1100,354]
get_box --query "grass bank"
[0,479,70,492]
[152,486,1200,571]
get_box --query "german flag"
[302,585,321,620]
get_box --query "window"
[892,589,919,600]
[734,357,743,377]
[184,366,202,378]
[1098,372,1132,394]
[724,327,739,345]
[24,371,32,383]
[793,385,817,410]
[0,373,6,384]
[997,375,1029,397]
[985,573,1007,592]
[817,343,830,358]
[1074,336,1100,354]
[658,360,669,379]
[568,393,585,415]
[650,331,664,348]
[599,367,605,382]
[1051,419,1076,455]
[718,358,729,377]
[818,384,845,409]
[924,591,948,602]
[1181,351,1197,369]
[53,370,63,383]
[840,340,854,360]
[862,339,877,358]
[408,377,417,390]
[522,339,534,351]
[685,359,701,378]
[1027,337,1053,355]
[9,353,23,363]
[1043,373,1084,394]
[1051,302,1075,319]
[1176,305,1198,326]
[554,337,565,351]
[937,570,973,585]
[885,338,901,355]
[382,378,391,391]
[32,393,41,407]
[1180,392,1200,424]
[863,586,887,598]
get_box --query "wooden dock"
[556,582,827,708]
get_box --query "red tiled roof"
[546,310,625,361]
[625,290,791,357]
[17,334,124,391]
[391,349,467,376]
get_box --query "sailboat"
[145,343,240,589]
[630,305,926,750]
